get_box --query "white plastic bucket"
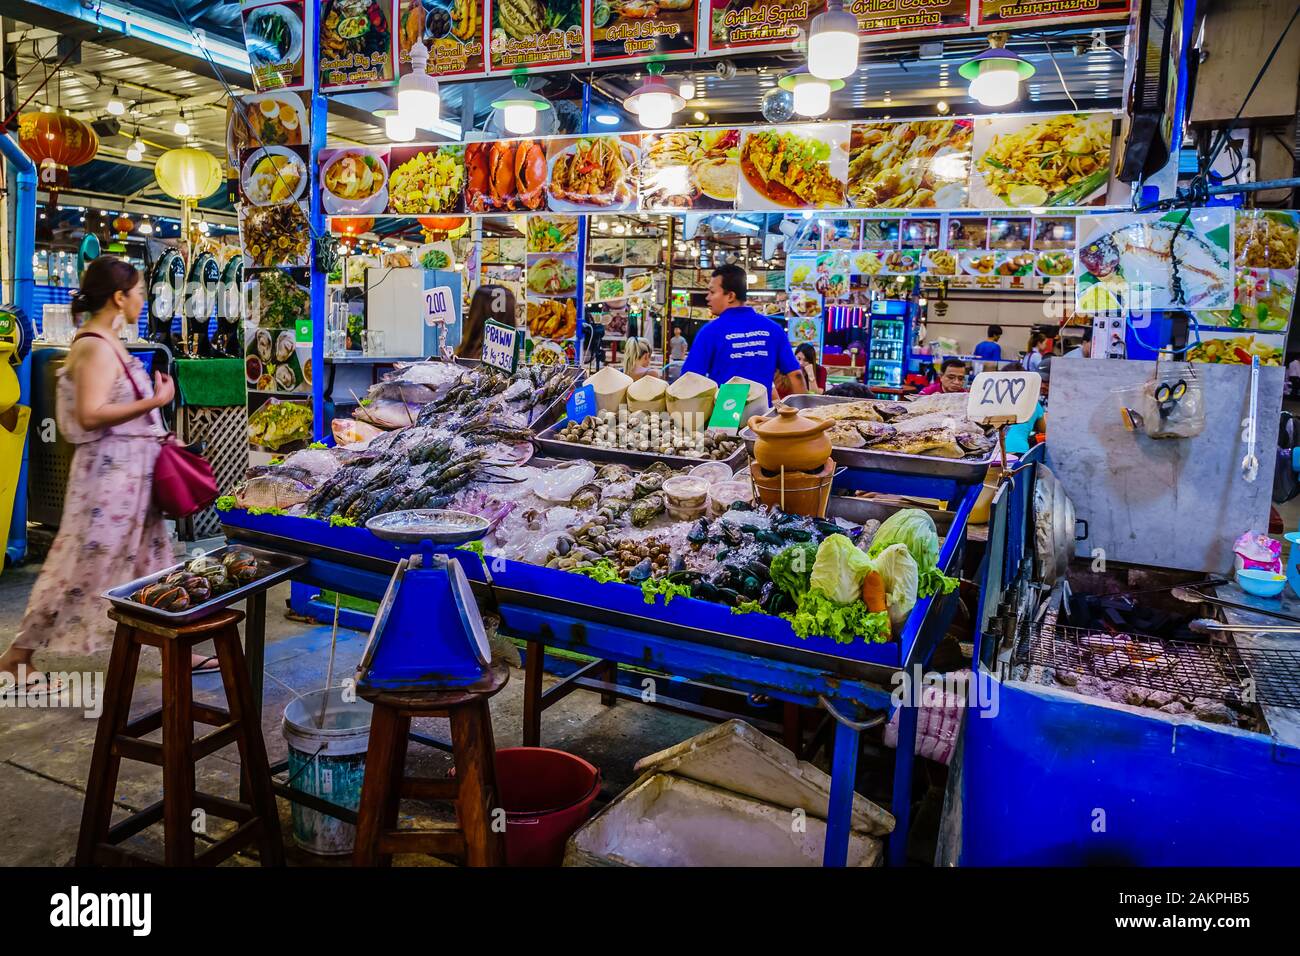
[282,688,373,856]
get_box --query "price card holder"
[565,384,596,423]
[424,285,455,327]
[482,319,520,373]
[708,382,751,433]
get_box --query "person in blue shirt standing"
[972,325,1002,370]
[681,264,804,400]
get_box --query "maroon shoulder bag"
[80,333,219,519]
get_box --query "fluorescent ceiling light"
[92,1,250,72]
[594,112,620,126]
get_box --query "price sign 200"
[424,285,454,327]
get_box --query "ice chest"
[564,720,893,867]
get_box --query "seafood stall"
[215,350,1018,865]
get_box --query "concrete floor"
[0,558,716,867]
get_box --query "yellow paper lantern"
[154,147,223,201]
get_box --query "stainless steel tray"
[535,418,750,472]
[741,394,996,481]
[103,545,306,625]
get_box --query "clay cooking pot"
[747,404,833,473]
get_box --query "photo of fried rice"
[1235,211,1299,269]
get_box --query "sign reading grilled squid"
[705,0,822,52]
[489,0,584,70]
[977,0,1130,27]
[590,0,698,63]
[851,0,968,34]
[397,0,486,78]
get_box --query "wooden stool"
[353,661,509,867]
[76,608,284,867]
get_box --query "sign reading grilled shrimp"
[590,0,698,63]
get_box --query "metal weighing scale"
[355,510,494,693]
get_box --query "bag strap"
[75,331,164,433]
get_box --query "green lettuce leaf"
[782,588,891,645]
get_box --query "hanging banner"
[397,0,487,78]
[242,0,313,92]
[705,0,821,52]
[488,0,584,70]
[977,0,1131,28]
[590,0,698,63]
[851,0,968,34]
[319,0,399,90]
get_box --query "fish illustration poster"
[1075,208,1234,314]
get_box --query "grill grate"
[1015,619,1300,710]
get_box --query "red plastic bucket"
[494,748,601,867]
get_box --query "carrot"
[861,570,887,613]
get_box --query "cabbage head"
[809,533,875,605]
[872,542,919,629]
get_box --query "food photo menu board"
[488,0,584,70]
[397,0,486,79]
[590,0,698,62]
[242,0,313,92]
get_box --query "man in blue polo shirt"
[972,325,1002,371]
[681,264,804,400]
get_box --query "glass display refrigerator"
[866,298,911,387]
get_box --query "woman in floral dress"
[0,257,178,694]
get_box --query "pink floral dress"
[13,349,172,656]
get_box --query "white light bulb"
[385,112,415,141]
[502,102,537,136]
[679,78,695,100]
[127,145,142,162]
[970,65,1021,107]
[174,117,190,136]
[808,9,860,81]
[792,79,830,117]
[139,222,153,235]
[398,86,440,123]
[107,96,125,117]
[636,91,675,129]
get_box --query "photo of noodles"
[848,120,972,209]
[971,112,1114,208]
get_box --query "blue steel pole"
[1,132,36,563]
[309,20,327,440]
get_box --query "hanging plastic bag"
[1138,361,1206,439]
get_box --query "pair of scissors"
[1155,379,1187,417]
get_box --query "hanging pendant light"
[106,85,125,116]
[808,0,860,81]
[624,63,684,130]
[397,41,441,127]
[127,128,145,162]
[173,109,190,137]
[490,74,553,136]
[678,76,696,101]
[377,109,415,142]
[778,67,842,119]
[959,32,1035,108]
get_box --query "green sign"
[295,318,313,343]
[708,383,750,432]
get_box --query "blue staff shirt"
[680,306,800,400]
[973,340,1002,362]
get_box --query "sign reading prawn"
[489,0,584,70]
[706,0,822,52]
[319,0,398,90]
[591,0,698,63]
[397,0,485,78]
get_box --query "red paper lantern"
[18,112,99,190]
[331,216,374,237]
[112,215,133,238]
[417,216,466,233]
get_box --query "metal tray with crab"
[740,394,998,481]
[103,545,306,625]
[534,418,750,472]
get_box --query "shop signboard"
[976,0,1131,28]
[242,0,313,92]
[591,0,698,63]
[397,0,487,79]
[851,0,969,35]
[704,0,822,53]
[319,0,399,90]
[488,0,584,71]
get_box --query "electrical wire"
[1042,39,1078,111]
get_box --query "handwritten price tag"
[424,285,455,327]
[966,371,1040,425]
[482,319,519,373]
